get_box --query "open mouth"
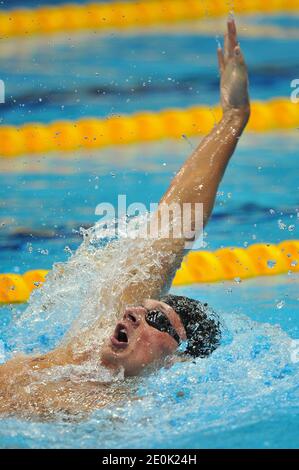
[110,323,129,349]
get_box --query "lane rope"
[0,98,298,157]
[1,1,299,38]
[1,240,298,304]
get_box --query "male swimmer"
[0,19,250,418]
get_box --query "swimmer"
[0,18,250,418]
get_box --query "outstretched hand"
[217,18,250,118]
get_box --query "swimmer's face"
[100,299,186,376]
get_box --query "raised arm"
[118,18,250,306]
[161,18,250,228]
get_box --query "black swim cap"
[161,294,221,358]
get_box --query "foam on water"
[1,215,178,374]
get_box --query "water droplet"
[64,246,72,255]
[288,224,295,232]
[278,220,286,230]
[182,134,195,150]
[234,277,241,283]
[267,260,276,268]
[276,300,285,309]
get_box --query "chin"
[100,344,137,376]
[100,342,127,368]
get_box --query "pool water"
[0,9,299,448]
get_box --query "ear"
[164,356,176,369]
[164,354,188,369]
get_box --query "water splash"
[0,310,298,448]
[0,219,298,446]
[4,214,178,367]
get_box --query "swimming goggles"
[145,309,181,344]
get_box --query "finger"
[227,18,238,57]
[229,16,237,39]
[217,47,225,74]
[224,32,229,62]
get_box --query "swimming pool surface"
[0,8,298,448]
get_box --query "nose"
[123,309,141,327]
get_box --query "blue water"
[0,11,299,448]
[1,26,299,125]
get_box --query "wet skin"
[0,299,187,419]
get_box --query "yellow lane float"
[1,241,298,303]
[0,98,298,157]
[1,1,299,38]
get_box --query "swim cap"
[161,294,221,357]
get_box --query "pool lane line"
[0,240,298,304]
[0,97,298,157]
[0,1,299,38]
